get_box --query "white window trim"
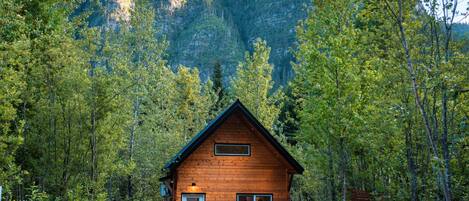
[214,144,251,156]
[182,193,205,201]
[236,194,273,201]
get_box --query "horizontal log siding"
[175,112,292,201]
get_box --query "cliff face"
[82,0,311,84]
[221,0,311,84]
[154,0,311,85]
[95,0,311,85]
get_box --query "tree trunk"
[128,91,141,200]
[89,66,98,201]
[405,120,418,201]
[61,102,71,200]
[440,1,457,198]
[339,137,347,201]
[441,86,452,201]
[327,143,337,201]
[394,1,451,200]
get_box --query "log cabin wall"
[174,111,294,201]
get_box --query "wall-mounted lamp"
[188,181,200,192]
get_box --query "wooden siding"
[174,111,294,201]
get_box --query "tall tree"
[291,0,410,200]
[117,1,166,199]
[382,0,468,200]
[231,38,283,131]
[290,1,468,201]
[0,0,28,197]
[211,61,226,112]
[5,1,130,200]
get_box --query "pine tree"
[211,61,226,112]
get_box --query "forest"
[0,0,468,200]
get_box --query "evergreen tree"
[211,61,226,112]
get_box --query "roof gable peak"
[163,99,304,174]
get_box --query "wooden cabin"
[160,100,304,201]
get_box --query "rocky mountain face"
[86,0,311,85]
[155,0,311,85]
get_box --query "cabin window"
[214,144,250,156]
[182,193,205,201]
[237,194,272,201]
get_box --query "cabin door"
[182,193,205,201]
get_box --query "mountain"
[83,0,311,85]
[453,23,469,39]
[157,0,311,85]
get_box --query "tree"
[117,1,168,199]
[290,1,469,201]
[0,0,28,197]
[174,66,216,139]
[231,39,283,131]
[291,0,408,200]
[102,2,217,199]
[3,1,131,200]
[382,0,469,200]
[211,61,226,112]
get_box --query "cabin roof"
[163,99,304,174]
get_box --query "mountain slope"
[92,0,311,85]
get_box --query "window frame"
[214,143,251,156]
[236,193,273,201]
[181,193,205,201]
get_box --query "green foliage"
[231,39,283,131]
[101,1,216,200]
[0,0,28,195]
[0,0,216,200]
[291,0,469,200]
[26,186,49,201]
[1,0,467,201]
[292,1,395,198]
[211,61,226,111]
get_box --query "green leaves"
[2,0,467,200]
[231,38,283,131]
[291,0,407,199]
[291,0,469,200]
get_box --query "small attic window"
[214,144,250,156]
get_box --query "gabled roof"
[163,99,304,174]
